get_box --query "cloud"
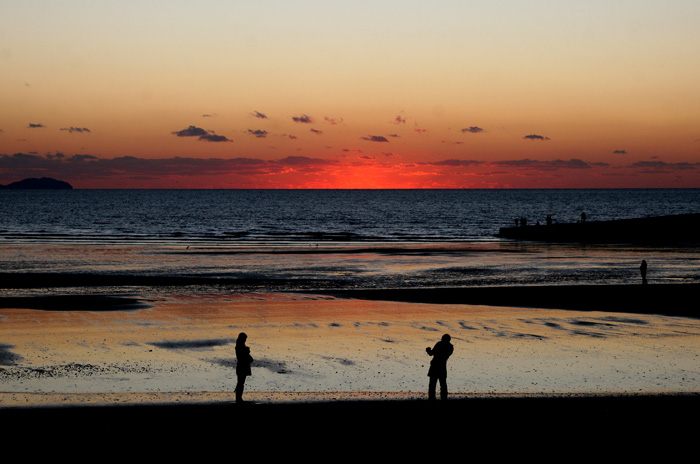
[632,161,698,171]
[198,134,232,142]
[247,129,268,138]
[414,128,428,133]
[361,135,389,142]
[71,154,99,161]
[172,125,209,137]
[324,117,343,125]
[461,126,483,133]
[28,123,44,128]
[0,152,336,182]
[393,115,407,124]
[202,113,217,118]
[523,134,550,141]
[272,156,336,166]
[388,134,400,138]
[60,127,91,133]
[493,158,590,169]
[421,159,484,167]
[250,111,268,119]
[172,125,231,142]
[292,114,313,124]
[5,152,696,188]
[613,150,627,154]
[310,128,323,135]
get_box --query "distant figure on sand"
[235,332,254,403]
[640,260,648,285]
[581,212,587,223]
[426,334,454,401]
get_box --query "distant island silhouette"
[0,177,73,190]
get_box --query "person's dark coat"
[236,343,253,377]
[427,339,453,378]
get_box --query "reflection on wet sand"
[2,289,700,407]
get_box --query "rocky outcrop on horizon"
[0,177,73,190]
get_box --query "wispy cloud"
[172,125,208,137]
[393,115,407,124]
[420,159,484,167]
[198,134,232,142]
[250,111,268,119]
[310,128,323,135]
[28,123,44,128]
[292,114,313,124]
[523,134,550,141]
[0,152,335,181]
[2,152,696,188]
[60,127,91,133]
[493,159,591,169]
[613,149,627,154]
[632,161,698,172]
[172,125,231,142]
[247,129,268,138]
[324,117,343,125]
[361,135,389,142]
[461,126,483,133]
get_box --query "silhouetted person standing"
[640,260,648,285]
[235,332,254,403]
[581,212,587,223]
[426,334,454,401]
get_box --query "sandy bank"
[314,283,700,318]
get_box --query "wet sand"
[2,283,700,448]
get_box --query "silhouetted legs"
[235,375,246,403]
[428,375,448,400]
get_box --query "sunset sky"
[2,1,699,188]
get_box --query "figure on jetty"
[640,260,648,285]
[426,334,454,401]
[235,332,254,403]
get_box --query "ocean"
[1,189,700,292]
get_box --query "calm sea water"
[2,189,700,243]
[1,189,699,290]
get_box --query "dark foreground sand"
[3,394,699,455]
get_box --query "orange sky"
[2,1,699,188]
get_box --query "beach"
[3,284,700,404]
[2,284,700,451]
